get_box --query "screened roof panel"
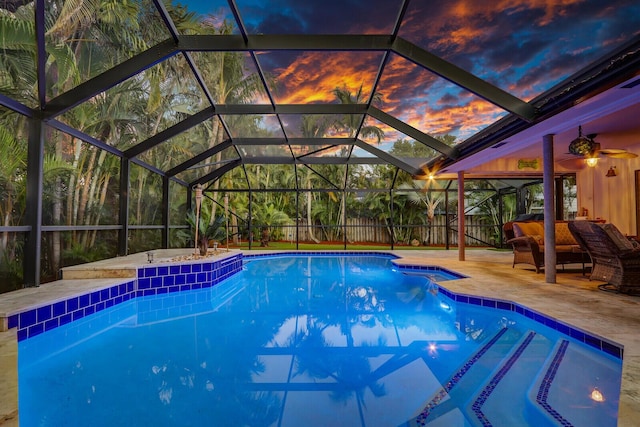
[141,117,228,171]
[295,145,350,159]
[222,114,284,138]
[397,1,640,102]
[237,144,292,158]
[306,164,346,189]
[57,53,205,148]
[347,164,385,189]
[1,0,637,196]
[191,51,271,104]
[233,0,404,35]
[356,116,440,167]
[209,164,250,190]
[173,151,240,184]
[281,114,359,138]
[179,0,240,34]
[376,54,508,143]
[0,9,37,106]
[244,164,297,189]
[258,51,383,104]
[45,0,172,97]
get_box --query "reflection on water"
[18,255,621,427]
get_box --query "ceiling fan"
[568,125,638,160]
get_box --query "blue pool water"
[18,255,622,426]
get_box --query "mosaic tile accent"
[471,332,536,426]
[9,254,243,342]
[536,340,573,426]
[414,327,509,425]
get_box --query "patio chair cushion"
[513,222,544,240]
[602,223,635,253]
[555,222,577,245]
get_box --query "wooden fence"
[259,215,503,247]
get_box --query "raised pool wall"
[5,254,243,342]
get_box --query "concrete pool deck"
[1,248,639,426]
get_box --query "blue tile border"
[8,254,243,342]
[435,284,623,360]
[392,263,468,280]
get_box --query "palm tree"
[299,115,334,243]
[331,86,384,242]
[0,125,26,257]
[251,203,289,246]
[398,180,444,245]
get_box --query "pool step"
[525,339,621,427]
[468,331,554,426]
[404,328,564,426]
[405,327,525,425]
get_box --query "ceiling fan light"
[568,126,595,156]
[585,157,599,167]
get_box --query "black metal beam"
[0,94,34,117]
[47,120,125,158]
[166,139,235,177]
[44,39,179,118]
[213,104,368,115]
[178,34,393,51]
[241,156,388,165]
[391,38,536,122]
[353,139,422,175]
[152,0,180,42]
[125,107,215,158]
[232,137,354,146]
[35,0,46,110]
[24,118,45,286]
[192,159,242,186]
[368,108,459,159]
[162,176,170,249]
[118,158,130,256]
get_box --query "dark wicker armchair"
[568,220,640,294]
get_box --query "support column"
[458,171,465,261]
[543,134,557,283]
[162,176,170,249]
[118,158,130,256]
[24,118,45,287]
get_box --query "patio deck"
[1,248,639,426]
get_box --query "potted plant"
[178,211,227,256]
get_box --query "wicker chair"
[568,221,640,294]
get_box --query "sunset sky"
[183,0,640,152]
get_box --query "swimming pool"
[17,254,622,426]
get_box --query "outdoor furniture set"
[505,220,640,294]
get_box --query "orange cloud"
[272,51,383,104]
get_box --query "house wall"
[576,141,640,236]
